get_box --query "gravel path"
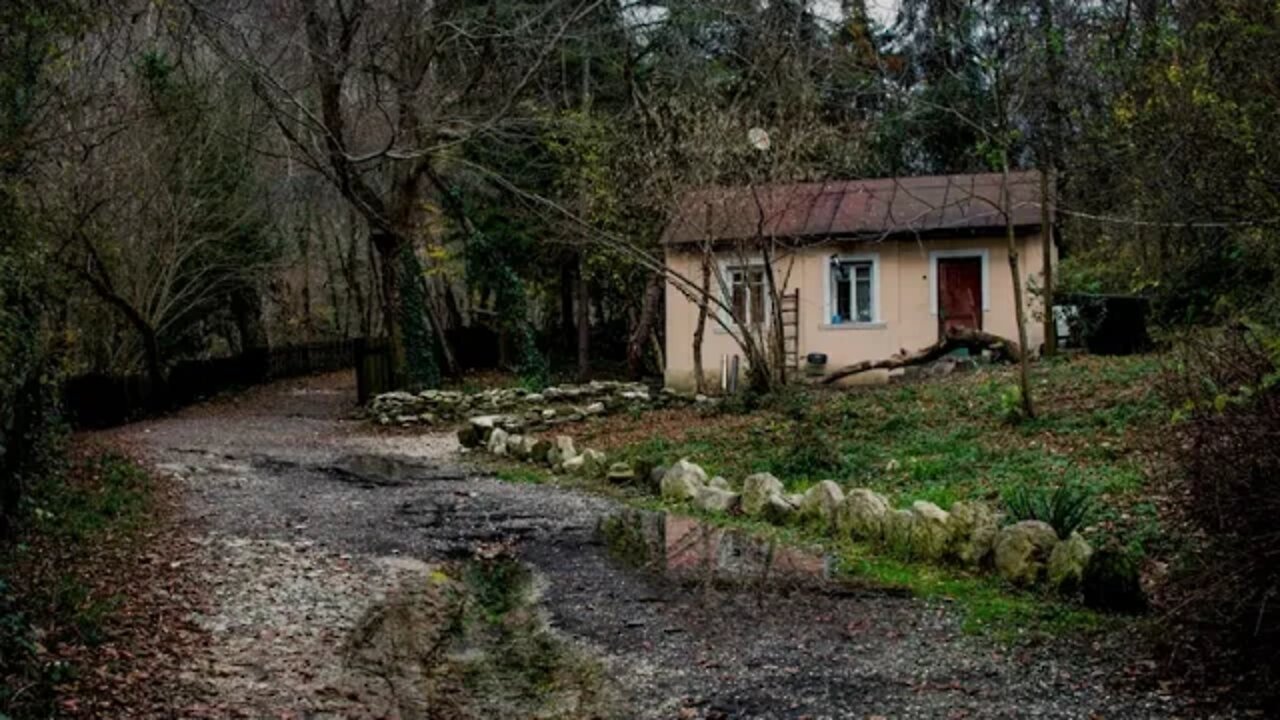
[119,372,1225,719]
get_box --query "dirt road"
[119,371,1215,719]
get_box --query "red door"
[938,257,983,337]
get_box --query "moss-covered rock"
[693,486,739,514]
[763,493,799,524]
[1048,532,1093,594]
[799,480,845,526]
[605,462,637,484]
[994,520,1059,586]
[660,459,706,501]
[883,508,917,552]
[909,500,950,560]
[946,500,999,566]
[835,489,890,541]
[742,473,785,516]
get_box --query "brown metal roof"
[661,171,1044,245]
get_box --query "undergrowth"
[0,450,156,718]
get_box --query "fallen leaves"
[1,441,211,718]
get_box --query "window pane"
[835,268,851,322]
[732,281,746,322]
[750,283,764,324]
[855,263,873,322]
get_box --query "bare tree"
[196,0,602,387]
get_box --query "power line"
[1054,206,1280,230]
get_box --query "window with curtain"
[728,266,767,325]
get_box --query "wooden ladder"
[779,288,801,375]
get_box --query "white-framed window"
[825,254,880,325]
[726,265,768,325]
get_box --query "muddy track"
[118,372,1222,719]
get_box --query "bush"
[1002,483,1094,539]
[998,384,1026,425]
[1081,549,1147,614]
[1163,324,1280,698]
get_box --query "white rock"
[763,493,799,524]
[487,428,510,456]
[660,459,707,501]
[947,501,999,566]
[742,473,785,516]
[562,454,587,474]
[835,489,891,540]
[909,500,950,560]
[693,487,739,513]
[799,481,845,525]
[548,435,578,466]
[883,508,917,550]
[994,520,1060,586]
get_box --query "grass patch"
[502,354,1177,640]
[494,466,547,485]
[580,354,1172,554]
[487,454,1108,641]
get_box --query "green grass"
[29,451,154,543]
[606,354,1170,554]
[486,354,1174,640]
[495,466,547,485]
[486,453,1112,641]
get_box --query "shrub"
[998,384,1026,425]
[1162,324,1280,699]
[771,391,846,479]
[1002,483,1094,539]
[1081,549,1146,614]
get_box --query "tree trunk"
[576,252,590,383]
[230,284,268,352]
[692,251,712,394]
[371,229,408,387]
[1038,0,1061,358]
[627,272,663,379]
[761,245,787,386]
[1003,156,1036,419]
[561,261,576,355]
[822,327,1022,384]
[1040,166,1057,356]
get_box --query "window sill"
[820,322,887,331]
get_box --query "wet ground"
[117,372,1228,719]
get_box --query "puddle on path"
[330,454,466,487]
[599,509,834,589]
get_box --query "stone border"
[369,381,715,429]
[458,418,1143,609]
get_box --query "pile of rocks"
[371,381,711,428]
[458,416,618,482]
[459,418,1101,599]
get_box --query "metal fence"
[64,339,360,429]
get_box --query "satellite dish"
[748,127,771,151]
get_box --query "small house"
[661,171,1054,388]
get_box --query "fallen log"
[820,328,1022,385]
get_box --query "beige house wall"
[663,233,1050,390]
